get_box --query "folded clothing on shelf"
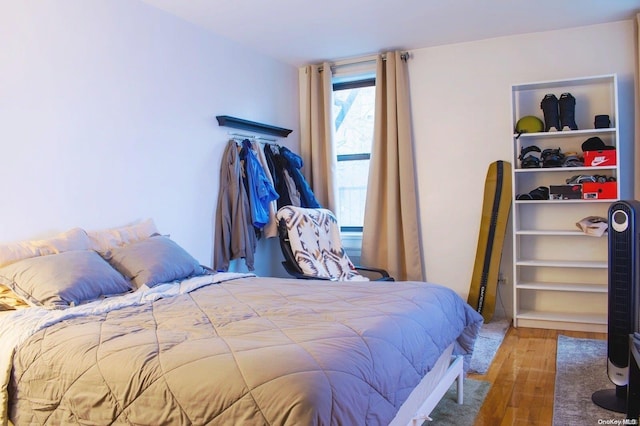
[576,216,608,237]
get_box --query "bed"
[0,222,482,426]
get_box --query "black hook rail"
[216,115,292,138]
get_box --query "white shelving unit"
[510,74,620,333]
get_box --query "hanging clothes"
[282,169,302,207]
[279,146,321,208]
[213,140,256,271]
[263,144,294,209]
[252,140,279,238]
[214,137,320,271]
[239,139,279,229]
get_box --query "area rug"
[469,317,510,374]
[428,378,490,425]
[553,335,627,425]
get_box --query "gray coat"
[213,140,256,271]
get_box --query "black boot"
[540,94,560,132]
[559,92,578,130]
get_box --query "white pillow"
[0,227,91,268]
[87,218,159,253]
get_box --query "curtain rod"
[318,51,410,73]
[334,51,409,67]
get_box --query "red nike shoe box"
[584,149,616,167]
[582,182,617,200]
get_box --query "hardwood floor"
[468,325,607,425]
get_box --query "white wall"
[0,0,298,275]
[408,20,636,314]
[1,3,634,294]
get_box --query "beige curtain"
[633,13,640,200]
[361,51,424,281]
[298,64,338,212]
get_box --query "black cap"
[582,137,614,152]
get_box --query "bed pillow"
[0,285,29,310]
[88,218,159,253]
[0,227,91,268]
[104,235,207,289]
[0,250,132,309]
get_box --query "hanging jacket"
[252,140,279,238]
[213,140,256,271]
[279,146,321,208]
[263,144,293,209]
[240,139,279,229]
[282,169,302,207]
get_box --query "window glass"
[332,82,375,231]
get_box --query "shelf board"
[514,166,617,173]
[515,229,604,236]
[516,259,607,268]
[516,281,607,293]
[215,115,293,137]
[513,128,616,139]
[515,309,607,325]
[512,74,616,91]
[515,198,617,204]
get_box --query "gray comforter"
[7,275,482,425]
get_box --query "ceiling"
[140,0,640,66]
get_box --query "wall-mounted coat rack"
[216,115,292,138]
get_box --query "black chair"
[276,206,393,281]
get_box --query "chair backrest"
[276,206,367,281]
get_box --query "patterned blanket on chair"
[277,206,367,281]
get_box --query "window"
[332,77,376,232]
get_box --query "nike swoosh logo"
[590,157,609,166]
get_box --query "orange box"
[582,182,617,200]
[583,149,616,167]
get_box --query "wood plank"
[469,325,606,425]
